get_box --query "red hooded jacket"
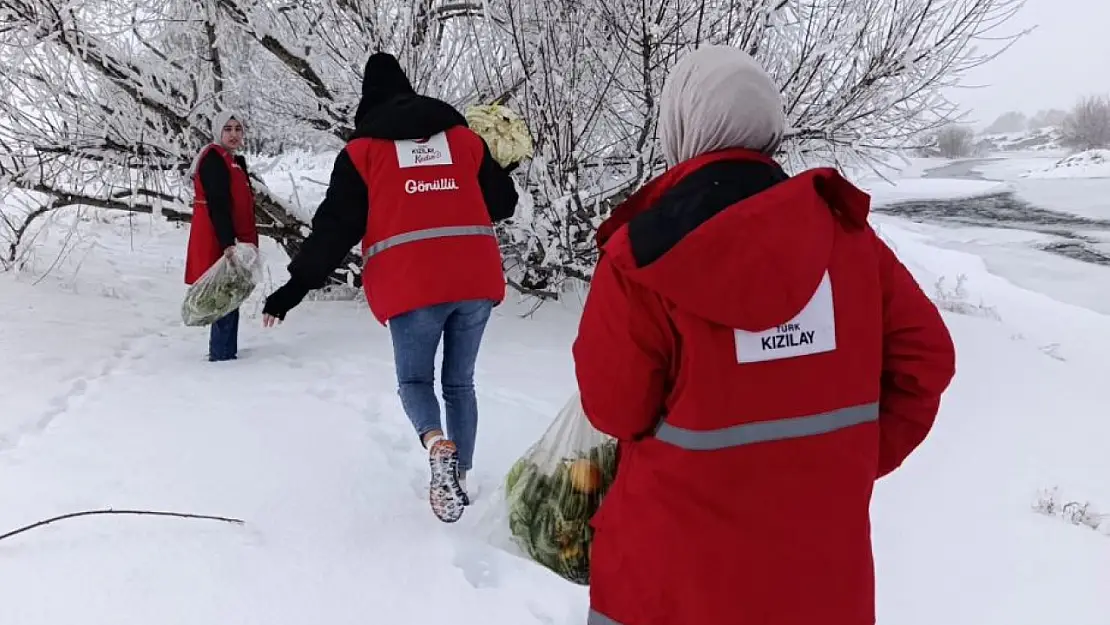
[345,126,507,325]
[184,144,258,284]
[573,149,956,625]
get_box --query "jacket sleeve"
[572,254,674,441]
[197,150,236,249]
[476,141,519,223]
[285,148,369,289]
[875,235,956,478]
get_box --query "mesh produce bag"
[464,103,534,168]
[498,392,618,585]
[181,242,263,326]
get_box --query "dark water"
[872,159,1110,267]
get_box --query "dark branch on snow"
[0,509,246,544]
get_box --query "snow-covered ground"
[875,217,1110,316]
[1,151,1108,624]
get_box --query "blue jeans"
[209,308,239,361]
[388,299,493,472]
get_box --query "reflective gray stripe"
[655,402,879,451]
[362,225,496,264]
[587,609,623,625]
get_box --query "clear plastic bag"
[181,242,263,326]
[497,392,618,585]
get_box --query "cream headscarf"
[185,110,245,181]
[658,45,785,168]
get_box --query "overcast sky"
[946,0,1110,127]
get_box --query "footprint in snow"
[525,601,558,625]
[308,385,338,401]
[451,537,502,589]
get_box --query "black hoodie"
[196,149,251,250]
[281,53,520,295]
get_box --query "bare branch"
[0,509,245,544]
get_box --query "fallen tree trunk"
[1,176,360,287]
[249,179,363,289]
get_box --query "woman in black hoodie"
[262,53,519,523]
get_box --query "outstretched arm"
[263,149,369,320]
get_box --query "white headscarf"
[659,45,785,168]
[185,110,245,181]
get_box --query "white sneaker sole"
[428,441,466,523]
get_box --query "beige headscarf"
[185,110,244,181]
[659,45,785,168]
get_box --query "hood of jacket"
[598,149,872,331]
[351,94,468,141]
[350,52,467,140]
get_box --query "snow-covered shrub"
[933,274,1001,321]
[1034,487,1108,535]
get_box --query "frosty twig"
[0,508,246,544]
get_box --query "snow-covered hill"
[975,126,1064,153]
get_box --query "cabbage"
[465,104,534,168]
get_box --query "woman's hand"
[261,278,310,326]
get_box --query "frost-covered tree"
[983,110,1027,134]
[1,0,1026,295]
[495,0,1027,293]
[1028,108,1067,130]
[0,0,506,279]
[1060,94,1110,151]
[935,124,975,158]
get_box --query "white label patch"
[734,272,837,364]
[394,132,453,168]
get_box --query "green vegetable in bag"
[181,243,263,326]
[501,392,619,585]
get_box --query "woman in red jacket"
[184,111,259,362]
[573,45,956,625]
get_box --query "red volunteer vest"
[345,126,506,325]
[184,144,258,284]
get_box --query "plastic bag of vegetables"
[181,242,263,326]
[497,392,618,585]
[464,103,534,169]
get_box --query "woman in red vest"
[261,53,519,524]
[184,111,259,362]
[573,45,956,625]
